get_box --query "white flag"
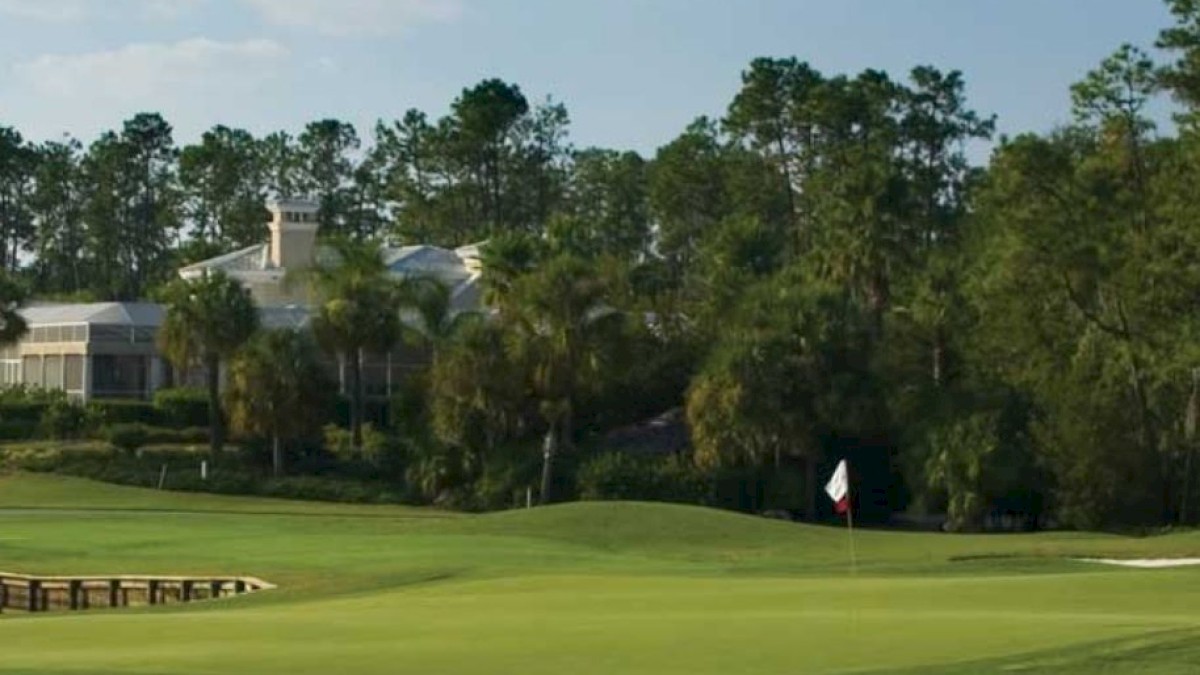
[824,459,849,514]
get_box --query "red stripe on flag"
[835,497,848,514]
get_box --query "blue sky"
[0,0,1178,159]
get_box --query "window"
[92,355,148,399]
[22,356,41,387]
[43,355,63,389]
[64,355,83,391]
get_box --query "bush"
[142,425,210,445]
[0,420,39,441]
[323,423,404,473]
[105,423,149,453]
[153,388,210,428]
[260,476,402,503]
[40,396,88,440]
[0,386,54,432]
[88,399,159,426]
[0,401,48,424]
[577,452,711,505]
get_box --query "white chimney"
[266,199,320,270]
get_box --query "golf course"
[0,474,1195,674]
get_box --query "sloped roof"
[20,302,165,327]
[179,244,268,275]
[603,408,690,455]
[450,275,483,314]
[385,245,473,282]
[183,242,477,281]
[258,305,313,330]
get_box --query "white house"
[4,199,486,402]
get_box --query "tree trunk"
[206,353,223,457]
[272,436,283,477]
[540,422,558,506]
[349,348,364,450]
[932,330,945,387]
[805,456,817,522]
[1182,368,1200,525]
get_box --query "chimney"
[266,199,320,270]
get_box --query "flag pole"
[846,464,857,575]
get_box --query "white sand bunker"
[1077,558,1200,568]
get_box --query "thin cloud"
[0,0,89,22]
[242,0,463,37]
[0,0,203,21]
[10,38,291,140]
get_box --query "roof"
[602,408,690,455]
[385,245,473,284]
[179,244,268,275]
[183,242,477,280]
[179,235,492,319]
[258,305,313,330]
[20,302,165,327]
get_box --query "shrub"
[88,399,159,426]
[105,423,149,454]
[0,387,51,428]
[259,476,400,503]
[323,423,404,473]
[141,425,210,445]
[577,452,711,505]
[153,388,210,428]
[40,396,88,440]
[0,420,38,441]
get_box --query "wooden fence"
[0,572,273,613]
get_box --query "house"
[179,199,483,314]
[0,302,168,402]
[4,199,486,402]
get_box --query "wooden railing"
[0,572,274,613]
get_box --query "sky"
[0,0,1180,160]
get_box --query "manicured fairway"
[1,474,1200,674]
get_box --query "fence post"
[69,580,82,610]
[27,580,40,612]
[109,580,120,608]
[181,580,193,602]
[148,580,159,605]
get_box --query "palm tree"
[226,329,331,476]
[399,276,481,348]
[0,272,28,346]
[504,254,624,504]
[157,271,258,456]
[304,238,401,449]
[429,318,525,455]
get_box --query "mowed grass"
[1,474,1200,674]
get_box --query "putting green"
[1,474,1199,674]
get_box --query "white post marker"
[201,460,208,481]
[825,459,856,572]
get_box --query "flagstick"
[846,482,857,575]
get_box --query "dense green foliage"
[225,330,332,475]
[157,271,259,454]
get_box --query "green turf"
[1,473,1199,674]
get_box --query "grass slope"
[0,473,1199,674]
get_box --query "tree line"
[5,0,1200,528]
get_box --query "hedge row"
[1,445,410,505]
[0,388,211,441]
